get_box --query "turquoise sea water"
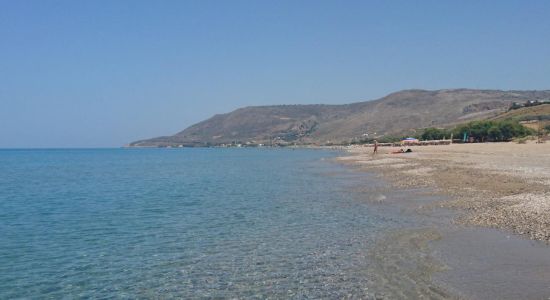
[0,148,408,298]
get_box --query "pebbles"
[342,143,550,242]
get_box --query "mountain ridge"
[129,89,550,147]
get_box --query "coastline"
[337,142,550,242]
[335,142,550,299]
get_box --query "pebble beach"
[338,142,550,241]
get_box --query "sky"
[1,0,549,148]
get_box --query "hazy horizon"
[2,1,549,147]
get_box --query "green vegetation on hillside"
[420,120,533,143]
[455,120,532,142]
[417,104,550,143]
[420,127,450,140]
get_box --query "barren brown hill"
[130,89,550,147]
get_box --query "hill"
[491,103,550,121]
[129,89,550,147]
[491,104,550,132]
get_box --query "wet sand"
[336,142,550,299]
[338,142,550,242]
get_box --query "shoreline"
[337,142,550,242]
[335,142,550,298]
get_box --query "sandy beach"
[338,142,550,242]
[335,142,550,298]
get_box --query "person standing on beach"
[373,140,378,155]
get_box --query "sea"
[0,148,424,298]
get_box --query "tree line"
[420,120,533,142]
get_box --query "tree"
[421,127,448,140]
[451,120,533,142]
[487,125,503,141]
[509,102,523,110]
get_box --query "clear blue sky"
[1,0,549,147]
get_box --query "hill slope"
[130,89,550,147]
[491,104,550,132]
[491,104,550,121]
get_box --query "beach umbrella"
[401,137,419,144]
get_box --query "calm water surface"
[0,148,410,298]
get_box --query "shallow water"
[433,227,550,299]
[0,148,426,298]
[6,148,547,299]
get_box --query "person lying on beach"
[391,148,405,154]
[391,148,412,154]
